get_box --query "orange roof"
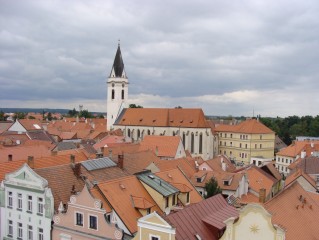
[131,195,155,209]
[0,145,52,163]
[276,141,319,158]
[244,165,277,197]
[285,168,317,189]
[239,192,259,204]
[139,135,182,158]
[155,168,203,204]
[97,175,162,234]
[155,157,197,179]
[94,135,127,150]
[265,182,319,240]
[115,108,210,128]
[204,155,236,173]
[18,119,43,130]
[59,131,77,140]
[215,119,274,134]
[0,159,25,181]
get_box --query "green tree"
[129,104,143,108]
[28,116,36,119]
[79,110,93,118]
[47,112,53,121]
[204,177,222,199]
[0,111,7,121]
[13,112,26,120]
[68,108,78,117]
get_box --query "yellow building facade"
[215,119,275,164]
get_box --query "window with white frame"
[76,212,83,226]
[38,228,43,240]
[18,193,22,210]
[37,197,43,215]
[89,215,97,230]
[8,220,13,236]
[150,234,160,240]
[18,222,23,239]
[28,225,33,240]
[28,195,32,212]
[8,191,13,208]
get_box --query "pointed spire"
[110,42,125,78]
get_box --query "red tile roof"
[139,135,182,158]
[265,182,319,240]
[165,194,238,240]
[115,108,210,128]
[215,119,274,134]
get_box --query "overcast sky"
[1,0,319,117]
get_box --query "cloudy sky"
[1,0,319,117]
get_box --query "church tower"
[106,43,129,130]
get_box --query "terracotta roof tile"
[155,168,203,204]
[0,145,52,163]
[265,182,319,240]
[165,194,238,240]
[115,108,210,128]
[139,135,182,158]
[18,119,43,131]
[215,119,274,134]
[97,175,162,235]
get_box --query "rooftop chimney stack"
[118,154,124,169]
[70,154,75,164]
[73,163,81,178]
[259,188,266,203]
[109,149,113,159]
[27,156,34,169]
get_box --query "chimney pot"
[70,154,75,164]
[28,156,34,169]
[259,188,266,203]
[118,154,124,169]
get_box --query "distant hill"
[0,108,105,115]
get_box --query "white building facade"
[0,164,53,240]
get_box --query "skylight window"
[33,124,41,129]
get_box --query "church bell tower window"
[112,89,115,100]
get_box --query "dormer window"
[223,180,230,186]
[196,177,202,183]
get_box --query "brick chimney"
[70,154,75,164]
[259,188,266,203]
[27,156,34,169]
[109,149,113,159]
[73,163,81,178]
[118,154,124,169]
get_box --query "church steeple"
[106,42,129,131]
[109,42,126,78]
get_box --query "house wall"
[140,182,175,213]
[135,226,175,240]
[275,155,294,176]
[7,121,26,133]
[52,187,123,240]
[217,132,275,164]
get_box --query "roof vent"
[120,184,126,189]
[180,120,183,123]
[195,234,202,240]
[153,119,156,122]
[168,174,172,178]
[148,175,155,179]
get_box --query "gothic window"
[147,129,151,135]
[121,89,124,100]
[183,132,186,147]
[112,89,115,100]
[199,133,203,154]
[128,129,131,137]
[191,133,194,154]
[137,129,141,139]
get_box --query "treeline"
[260,115,319,145]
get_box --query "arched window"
[147,129,151,135]
[111,89,115,100]
[127,129,131,137]
[137,129,141,139]
[183,132,186,147]
[199,133,203,154]
[173,131,175,136]
[191,133,194,154]
[121,89,124,100]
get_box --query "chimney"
[109,149,113,159]
[155,146,159,156]
[301,150,306,159]
[73,163,81,178]
[259,188,266,203]
[100,147,105,156]
[70,154,75,164]
[222,162,227,171]
[27,156,34,169]
[311,142,314,148]
[118,154,124,169]
[8,154,12,161]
